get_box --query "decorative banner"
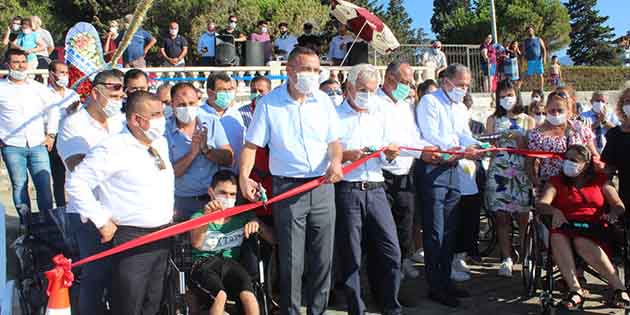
[64,22,105,78]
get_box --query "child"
[189,170,274,315]
[548,56,562,87]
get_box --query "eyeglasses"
[534,112,545,115]
[147,146,166,170]
[326,89,343,96]
[95,82,123,91]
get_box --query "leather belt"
[339,181,385,191]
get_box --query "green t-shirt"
[191,211,255,261]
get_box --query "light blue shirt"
[337,100,394,182]
[580,109,621,153]
[165,111,230,197]
[201,102,246,173]
[416,89,480,150]
[245,84,340,178]
[197,32,216,57]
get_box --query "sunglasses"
[147,146,166,170]
[326,89,343,96]
[534,112,545,116]
[96,82,123,91]
[549,91,569,99]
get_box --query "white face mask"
[500,96,517,111]
[562,160,584,178]
[229,22,237,29]
[215,196,236,209]
[591,101,605,113]
[623,104,630,117]
[109,27,118,35]
[142,116,166,142]
[96,89,123,118]
[445,79,466,103]
[534,114,546,125]
[532,96,541,103]
[12,24,21,32]
[293,72,320,95]
[9,69,27,81]
[261,27,268,33]
[174,106,198,124]
[169,28,178,36]
[55,75,69,87]
[22,28,32,35]
[353,92,372,110]
[330,95,344,107]
[547,113,566,126]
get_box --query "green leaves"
[565,0,619,66]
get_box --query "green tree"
[383,0,414,44]
[432,0,571,52]
[565,0,618,65]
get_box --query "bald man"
[66,91,174,315]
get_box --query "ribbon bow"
[45,254,75,296]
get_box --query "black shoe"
[428,291,460,308]
[446,286,471,298]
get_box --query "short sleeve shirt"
[162,35,188,58]
[118,28,154,63]
[191,211,255,261]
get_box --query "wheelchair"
[520,207,630,315]
[12,205,79,315]
[159,229,278,315]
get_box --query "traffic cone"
[45,254,74,315]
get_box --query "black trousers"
[111,225,171,315]
[383,170,415,259]
[455,193,482,256]
[49,140,66,207]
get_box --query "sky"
[376,0,630,40]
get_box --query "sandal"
[609,289,630,309]
[561,291,584,311]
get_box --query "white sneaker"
[402,258,419,279]
[410,249,425,263]
[498,258,513,277]
[452,253,470,274]
[451,268,471,282]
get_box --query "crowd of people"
[2,14,363,70]
[2,16,630,315]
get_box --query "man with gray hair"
[335,63,402,315]
[419,40,447,79]
[415,63,483,307]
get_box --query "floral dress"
[527,119,594,182]
[486,114,533,213]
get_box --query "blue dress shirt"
[580,109,621,153]
[245,84,340,178]
[165,111,230,197]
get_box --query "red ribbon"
[45,254,74,296]
[58,145,562,272]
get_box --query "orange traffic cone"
[45,254,74,315]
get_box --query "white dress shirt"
[337,100,395,182]
[0,78,57,147]
[274,34,298,55]
[377,89,430,175]
[416,89,481,151]
[328,34,354,60]
[201,102,246,173]
[47,86,80,134]
[246,83,340,178]
[65,128,174,229]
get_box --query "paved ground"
[1,162,629,314]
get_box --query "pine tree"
[384,0,414,44]
[431,0,466,35]
[565,0,618,65]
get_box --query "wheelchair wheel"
[521,220,541,297]
[264,245,280,313]
[159,258,189,315]
[479,207,497,257]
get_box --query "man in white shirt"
[335,64,402,315]
[66,91,173,315]
[56,69,125,315]
[328,24,354,66]
[274,22,298,60]
[46,61,80,208]
[420,41,448,80]
[240,47,343,315]
[377,62,435,281]
[0,48,56,215]
[202,72,245,173]
[415,64,483,308]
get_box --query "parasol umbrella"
[330,0,400,62]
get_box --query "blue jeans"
[416,162,461,294]
[1,145,53,214]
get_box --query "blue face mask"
[392,83,410,102]
[215,91,234,109]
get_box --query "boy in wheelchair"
[189,170,274,315]
[537,144,630,311]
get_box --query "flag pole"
[340,21,368,67]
